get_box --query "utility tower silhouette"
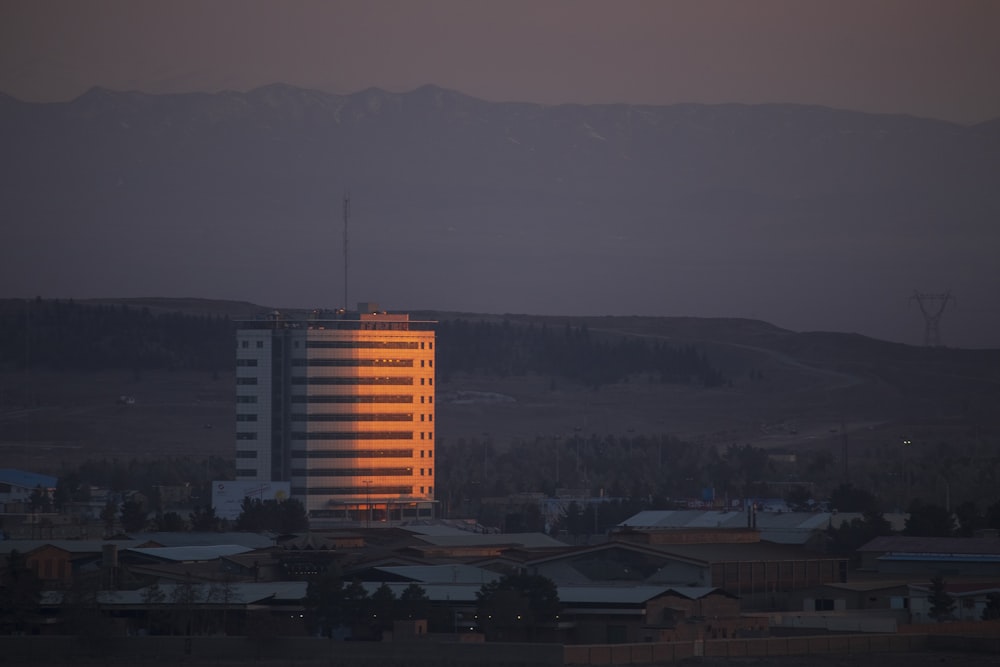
[911,290,953,347]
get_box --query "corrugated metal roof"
[373,564,500,585]
[620,509,839,532]
[860,536,1000,555]
[42,581,310,606]
[127,532,276,549]
[413,532,567,549]
[126,544,254,562]
[0,468,58,489]
[878,552,1000,563]
[0,540,143,554]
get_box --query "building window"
[429,343,433,350]
[236,451,258,458]
[236,432,258,440]
[428,486,433,495]
[256,341,264,349]
[428,414,433,422]
[428,360,433,367]
[236,414,258,422]
[420,378,425,385]
[236,377,258,385]
[428,450,433,458]
[420,450,424,458]
[429,396,433,404]
[236,468,257,476]
[236,395,258,403]
[420,486,424,494]
[241,340,248,349]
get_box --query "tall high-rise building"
[234,305,436,523]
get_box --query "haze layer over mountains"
[2,84,998,347]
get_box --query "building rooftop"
[0,468,58,490]
[859,536,1000,556]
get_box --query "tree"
[28,485,52,513]
[141,582,167,635]
[100,497,119,536]
[561,501,585,537]
[369,583,397,634]
[61,573,116,654]
[304,571,344,638]
[170,574,203,635]
[157,511,186,532]
[954,500,986,537]
[235,497,308,533]
[827,510,893,560]
[120,497,147,533]
[785,485,814,512]
[904,500,955,537]
[829,483,880,513]
[982,592,1000,621]
[399,583,430,620]
[476,573,560,641]
[189,505,220,532]
[928,575,955,622]
[0,550,41,634]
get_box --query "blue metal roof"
[0,469,58,489]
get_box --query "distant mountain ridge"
[2,83,998,347]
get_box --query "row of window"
[236,395,258,403]
[290,413,414,422]
[236,451,257,458]
[240,339,434,351]
[290,467,429,477]
[290,485,428,495]
[290,448,417,459]
[306,341,420,349]
[240,432,435,443]
[236,414,258,422]
[241,377,434,387]
[291,395,414,404]
[290,431,413,440]
[291,359,415,367]
[291,377,415,386]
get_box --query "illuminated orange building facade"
[235,306,436,522]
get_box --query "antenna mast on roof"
[343,190,351,310]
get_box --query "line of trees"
[2,301,727,389]
[437,319,727,388]
[0,298,233,373]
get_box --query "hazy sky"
[3,0,1000,124]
